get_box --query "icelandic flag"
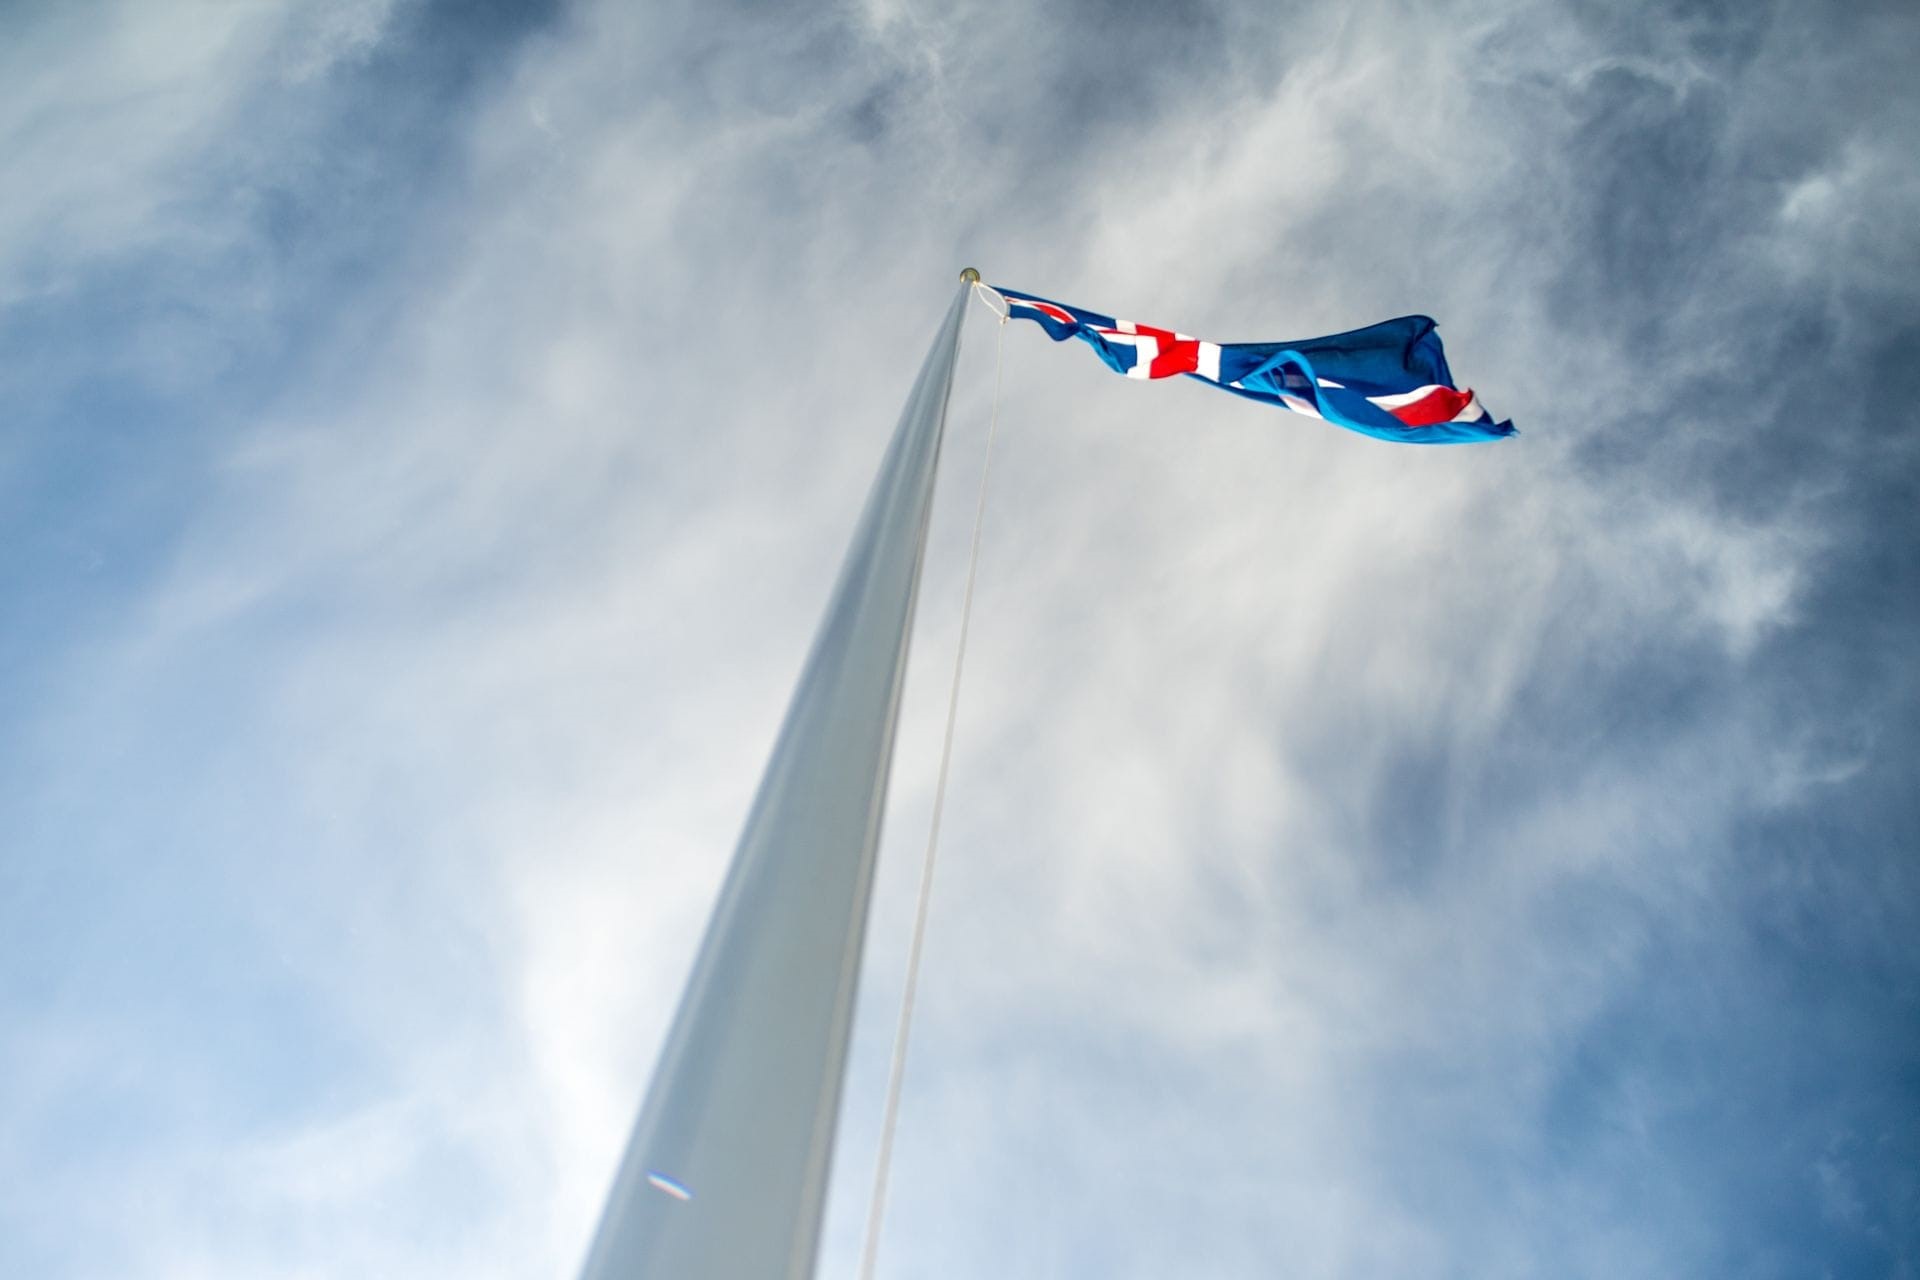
[991,286,1515,445]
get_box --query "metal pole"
[579,274,975,1280]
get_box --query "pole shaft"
[579,280,972,1280]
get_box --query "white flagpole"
[578,271,977,1280]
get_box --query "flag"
[991,286,1515,444]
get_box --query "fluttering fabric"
[993,286,1515,444]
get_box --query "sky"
[2,0,1917,1276]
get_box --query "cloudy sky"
[3,0,1917,1276]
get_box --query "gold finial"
[959,266,981,284]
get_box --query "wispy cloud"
[3,0,1915,1276]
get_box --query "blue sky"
[2,0,1916,1276]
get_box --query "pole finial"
[959,266,981,284]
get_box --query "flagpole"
[578,272,977,1280]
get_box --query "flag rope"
[857,285,1007,1280]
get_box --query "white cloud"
[4,0,1911,1276]
[0,0,396,307]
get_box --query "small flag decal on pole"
[991,285,1515,445]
